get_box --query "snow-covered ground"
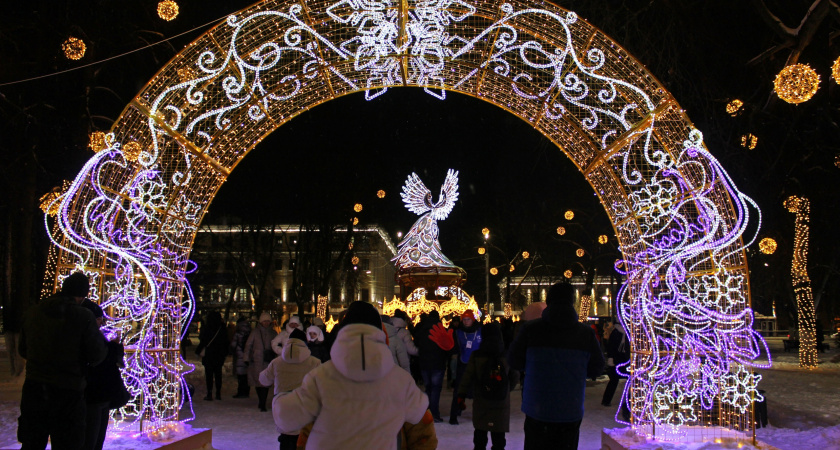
[1,337,838,449]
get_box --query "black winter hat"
[342,301,382,329]
[81,299,104,318]
[61,272,90,298]
[289,328,306,341]
[546,282,574,306]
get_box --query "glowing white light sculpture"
[392,170,459,268]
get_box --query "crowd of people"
[17,273,629,450]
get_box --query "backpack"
[479,357,509,401]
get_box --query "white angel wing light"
[431,169,459,220]
[401,173,432,216]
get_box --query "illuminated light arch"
[42,0,769,440]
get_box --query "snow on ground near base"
[1,339,838,449]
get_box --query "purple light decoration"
[613,130,770,430]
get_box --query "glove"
[429,323,454,351]
[457,396,467,411]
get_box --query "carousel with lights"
[382,170,481,324]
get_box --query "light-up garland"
[43,0,766,440]
[578,294,592,321]
[784,196,817,369]
[384,288,482,325]
[316,295,328,320]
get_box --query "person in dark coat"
[457,322,517,450]
[601,318,630,408]
[195,310,229,401]
[230,316,252,398]
[81,300,125,450]
[508,282,605,450]
[18,272,108,450]
[414,310,453,422]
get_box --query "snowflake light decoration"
[720,365,763,414]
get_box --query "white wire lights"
[43,0,766,440]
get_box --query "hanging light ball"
[522,251,529,259]
[784,196,803,213]
[564,269,573,279]
[834,155,840,169]
[39,188,63,216]
[740,134,758,150]
[490,267,499,276]
[348,242,353,250]
[576,248,585,257]
[832,56,840,84]
[352,217,359,225]
[725,99,744,116]
[88,132,108,152]
[773,64,820,104]
[481,227,490,236]
[509,264,515,272]
[351,256,360,265]
[759,238,777,255]
[122,141,143,162]
[556,226,566,235]
[564,210,574,220]
[353,203,362,212]
[377,190,386,198]
[477,247,486,255]
[62,37,86,60]
[157,0,179,21]
[598,235,608,244]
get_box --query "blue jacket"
[508,303,604,423]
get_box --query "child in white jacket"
[260,328,320,450]
[275,301,429,450]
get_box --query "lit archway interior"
[42,0,770,440]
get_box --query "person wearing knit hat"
[275,301,428,449]
[243,312,278,411]
[18,272,107,448]
[508,283,604,449]
[260,324,321,450]
[448,309,482,424]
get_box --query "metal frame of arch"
[41,0,770,441]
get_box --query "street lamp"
[483,229,490,313]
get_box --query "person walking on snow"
[457,322,517,450]
[195,310,229,401]
[304,325,329,362]
[275,301,428,450]
[508,282,605,450]
[271,315,303,354]
[449,309,482,424]
[230,316,252,398]
[260,328,321,450]
[601,318,631,421]
[382,315,411,372]
[244,312,278,411]
[414,310,454,422]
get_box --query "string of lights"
[784,196,818,369]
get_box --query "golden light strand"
[784,196,818,368]
[579,294,592,322]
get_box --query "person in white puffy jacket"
[271,315,303,355]
[390,314,419,356]
[381,315,410,372]
[276,301,429,450]
[260,328,321,450]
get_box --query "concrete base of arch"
[600,428,781,450]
